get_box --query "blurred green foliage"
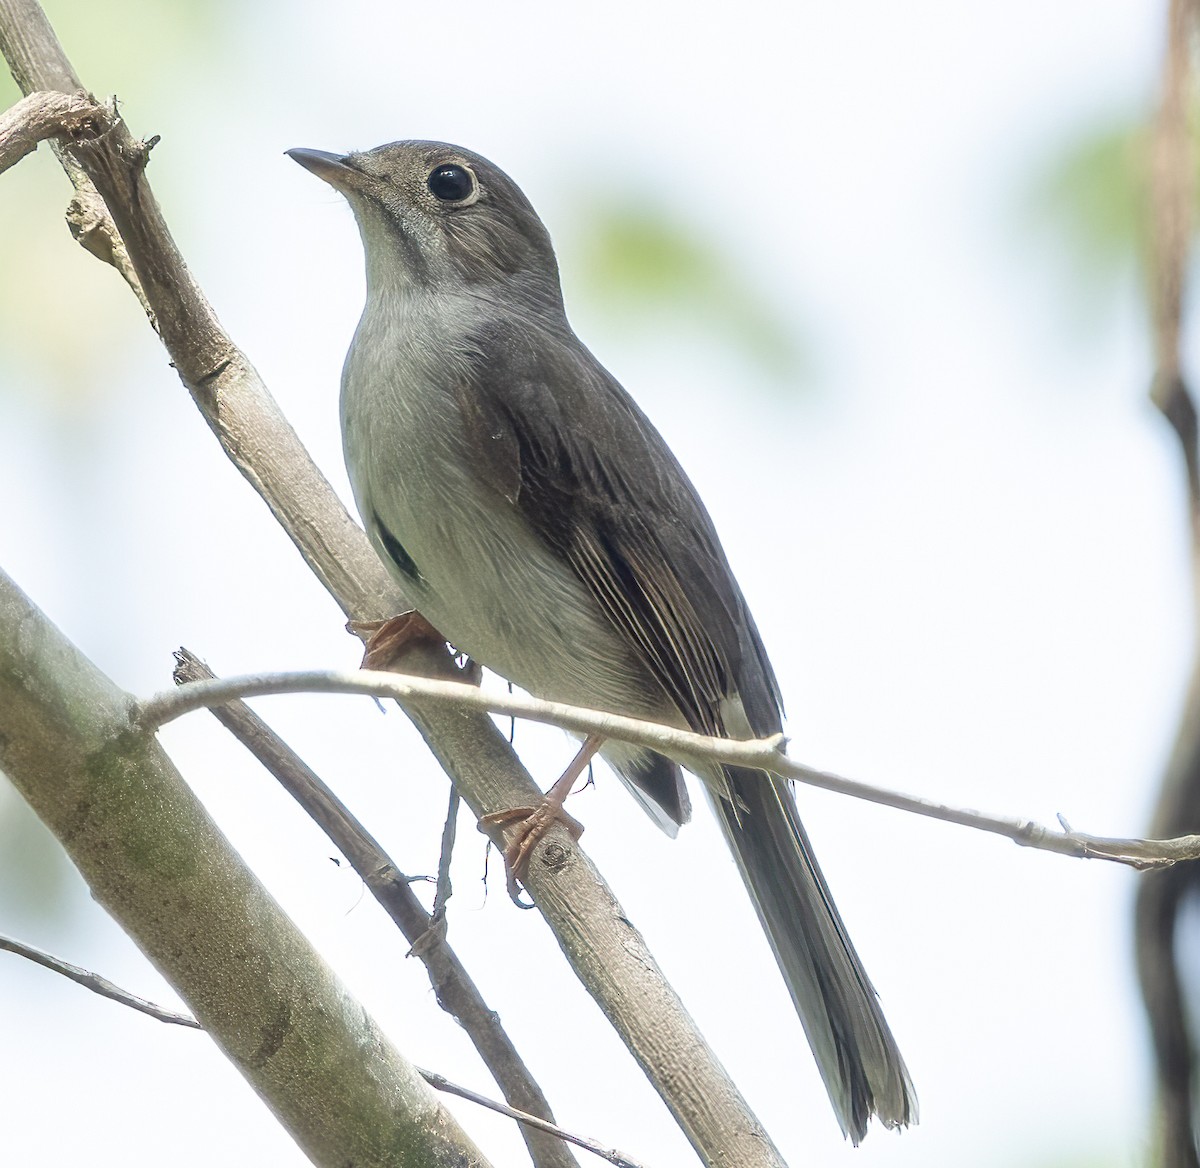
[0,0,234,921]
[0,0,232,412]
[1022,117,1149,297]
[2,2,807,400]
[0,0,227,105]
[1017,106,1200,333]
[567,196,810,386]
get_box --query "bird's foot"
[479,732,603,901]
[349,612,480,682]
[350,611,445,670]
[481,798,586,899]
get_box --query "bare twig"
[419,783,461,948]
[136,667,788,763]
[138,666,1200,871]
[0,933,201,1027]
[2,932,633,1168]
[416,1069,649,1168]
[171,649,579,1168]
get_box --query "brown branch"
[0,88,104,174]
[171,649,579,1168]
[0,86,151,315]
[0,0,397,611]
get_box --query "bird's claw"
[481,800,585,900]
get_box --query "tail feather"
[708,765,916,1144]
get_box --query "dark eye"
[427,164,475,202]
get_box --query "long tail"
[708,766,916,1144]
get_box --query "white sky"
[0,1,1183,1166]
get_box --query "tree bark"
[0,567,489,1168]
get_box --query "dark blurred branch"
[1137,3,1200,1166]
[0,2,788,1163]
[171,649,579,1168]
[1148,0,1200,509]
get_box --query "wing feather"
[456,318,782,740]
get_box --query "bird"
[288,139,916,1143]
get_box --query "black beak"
[286,148,357,188]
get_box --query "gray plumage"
[289,139,916,1142]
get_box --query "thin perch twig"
[137,667,1200,871]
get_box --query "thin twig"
[416,1069,649,1168]
[137,667,1200,870]
[136,665,788,768]
[412,783,461,953]
[171,649,580,1168]
[0,933,200,1027]
[1,933,631,1167]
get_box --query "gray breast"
[340,292,672,723]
